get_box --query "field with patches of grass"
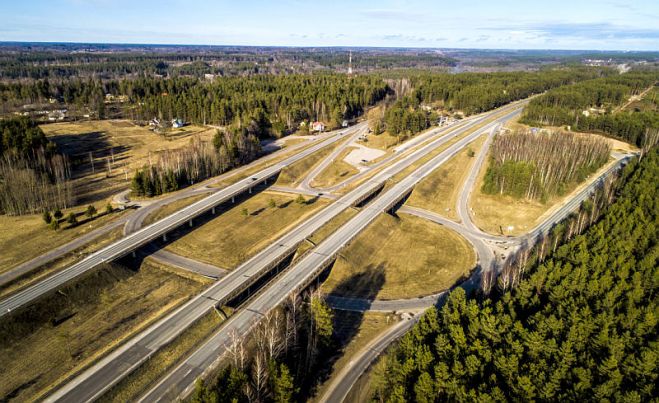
[322,213,475,300]
[310,147,360,188]
[166,192,329,268]
[275,140,342,186]
[0,206,126,274]
[0,259,210,402]
[406,135,486,221]
[42,120,215,205]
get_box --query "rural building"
[311,121,325,132]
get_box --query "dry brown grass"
[166,192,329,268]
[310,147,360,188]
[358,132,402,151]
[406,135,487,221]
[0,259,210,402]
[0,206,127,274]
[41,120,215,204]
[0,226,124,299]
[322,213,475,300]
[142,194,210,227]
[275,140,342,186]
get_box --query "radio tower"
[348,50,353,75]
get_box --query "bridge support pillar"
[211,206,215,215]
[132,251,136,258]
[162,233,167,242]
[189,219,193,227]
[232,196,235,203]
[249,187,252,194]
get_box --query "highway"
[319,151,633,403]
[45,102,521,402]
[0,124,360,318]
[136,107,523,402]
[0,128,331,290]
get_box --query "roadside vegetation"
[370,149,658,402]
[192,292,338,402]
[0,202,123,273]
[0,259,210,402]
[322,213,475,300]
[482,130,611,201]
[406,135,486,220]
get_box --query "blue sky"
[2,0,658,50]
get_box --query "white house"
[311,121,325,132]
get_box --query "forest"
[131,130,261,197]
[0,117,73,215]
[481,130,611,200]
[371,149,658,402]
[0,74,390,137]
[368,67,610,138]
[521,71,659,146]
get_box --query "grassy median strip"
[142,194,210,227]
[100,308,232,402]
[310,146,360,188]
[165,192,329,268]
[276,139,343,186]
[406,135,487,221]
[0,259,210,402]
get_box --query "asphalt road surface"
[318,315,420,403]
[0,124,358,318]
[46,103,512,402]
[136,107,523,402]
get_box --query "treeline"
[521,71,659,146]
[407,67,609,114]
[0,117,73,215]
[482,130,611,200]
[131,130,260,197]
[193,293,335,402]
[371,149,658,402]
[370,67,609,137]
[1,74,389,137]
